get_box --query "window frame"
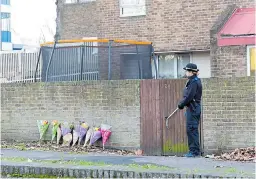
[119,0,146,17]
[1,0,11,5]
[1,12,11,19]
[247,45,256,76]
[64,0,96,4]
[155,53,192,79]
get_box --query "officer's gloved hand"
[178,104,184,110]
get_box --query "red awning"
[218,8,256,46]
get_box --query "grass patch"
[1,173,75,178]
[1,157,174,171]
[1,157,109,167]
[224,167,237,173]
[15,143,27,151]
[2,157,254,178]
[64,160,107,167]
[128,163,174,171]
[2,157,27,162]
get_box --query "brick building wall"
[58,0,254,52]
[210,45,247,77]
[210,5,249,78]
[59,2,98,39]
[202,77,255,153]
[1,81,141,149]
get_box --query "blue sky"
[11,0,56,46]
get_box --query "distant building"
[0,0,23,51]
[0,0,12,51]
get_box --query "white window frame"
[120,0,146,17]
[151,55,158,79]
[65,0,78,3]
[65,0,95,4]
[155,53,192,79]
[247,45,255,76]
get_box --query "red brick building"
[57,0,255,78]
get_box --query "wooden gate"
[140,79,203,156]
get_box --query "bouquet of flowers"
[100,124,112,150]
[89,127,102,146]
[72,124,80,147]
[78,122,89,145]
[83,127,93,147]
[51,120,60,142]
[61,122,74,146]
[57,125,62,145]
[61,122,72,136]
[37,120,50,141]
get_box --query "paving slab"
[0,149,255,178]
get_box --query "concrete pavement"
[1,149,255,178]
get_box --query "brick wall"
[210,5,248,78]
[57,0,254,51]
[59,2,98,39]
[1,81,141,150]
[1,77,255,154]
[210,45,247,77]
[202,77,255,153]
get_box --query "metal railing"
[0,51,42,83]
[1,39,156,83]
[39,42,100,82]
[39,39,155,81]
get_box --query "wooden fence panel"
[140,79,202,156]
[162,80,188,156]
[140,79,163,155]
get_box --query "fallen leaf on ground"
[214,147,255,162]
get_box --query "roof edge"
[210,4,237,35]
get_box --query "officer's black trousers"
[185,104,201,155]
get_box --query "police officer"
[178,63,202,157]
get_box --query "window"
[151,56,158,79]
[1,0,10,5]
[120,0,146,17]
[177,54,190,78]
[1,12,11,42]
[1,12,11,19]
[1,31,11,42]
[65,0,95,3]
[191,51,211,78]
[1,13,11,31]
[65,0,77,3]
[247,46,256,76]
[154,53,190,79]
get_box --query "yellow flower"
[81,123,88,129]
[52,120,58,125]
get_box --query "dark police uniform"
[178,63,202,157]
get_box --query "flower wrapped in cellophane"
[61,122,74,146]
[100,124,112,150]
[78,122,89,145]
[72,124,80,147]
[72,121,88,147]
[51,120,60,143]
[37,120,50,141]
[89,127,102,146]
[83,127,93,147]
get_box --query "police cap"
[183,63,199,72]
